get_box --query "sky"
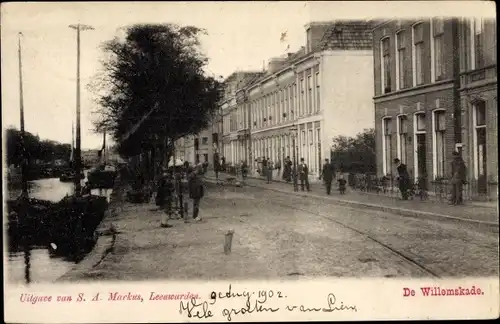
[1,1,494,149]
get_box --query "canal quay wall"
[57,174,128,282]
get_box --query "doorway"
[416,134,427,181]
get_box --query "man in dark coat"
[283,156,292,182]
[450,151,467,205]
[174,171,185,219]
[188,166,205,221]
[157,171,175,228]
[298,158,310,191]
[320,159,335,195]
[394,158,410,200]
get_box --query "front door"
[416,134,427,181]
[477,127,487,194]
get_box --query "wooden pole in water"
[18,32,31,284]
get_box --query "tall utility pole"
[18,32,29,197]
[69,24,94,194]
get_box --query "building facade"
[247,21,375,178]
[373,19,461,186]
[219,71,263,166]
[373,17,497,199]
[174,128,215,166]
[458,17,497,199]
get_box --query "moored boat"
[87,165,117,189]
[47,193,109,259]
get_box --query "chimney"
[305,22,332,54]
[267,57,287,74]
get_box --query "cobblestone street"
[60,181,499,282]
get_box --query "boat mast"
[18,32,29,198]
[18,31,31,284]
[70,123,75,164]
[69,24,94,195]
[103,131,106,165]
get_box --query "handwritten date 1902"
[211,285,285,304]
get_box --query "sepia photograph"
[2,1,498,322]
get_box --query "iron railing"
[346,173,498,202]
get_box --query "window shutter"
[399,116,408,134]
[384,119,392,135]
[436,112,446,131]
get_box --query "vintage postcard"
[2,1,499,322]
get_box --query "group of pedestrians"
[394,151,467,205]
[257,156,347,195]
[155,162,205,228]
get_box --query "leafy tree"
[89,24,222,173]
[330,128,376,173]
[6,127,71,166]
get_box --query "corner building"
[373,19,462,188]
[373,18,497,200]
[458,18,497,200]
[247,21,375,179]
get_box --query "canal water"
[5,170,113,284]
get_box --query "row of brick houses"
[174,17,496,200]
[373,17,497,199]
[206,20,377,179]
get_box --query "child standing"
[338,175,347,195]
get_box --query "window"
[381,37,392,93]
[382,118,393,175]
[432,18,445,81]
[308,129,313,145]
[300,78,305,116]
[301,130,306,146]
[291,84,296,116]
[433,110,446,178]
[203,154,209,162]
[414,113,427,179]
[416,112,426,131]
[473,101,487,192]
[397,115,408,164]
[413,23,424,86]
[396,31,406,90]
[307,75,313,113]
[202,137,208,145]
[280,89,284,122]
[474,18,484,69]
[284,87,289,120]
[315,72,320,111]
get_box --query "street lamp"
[289,125,298,192]
[69,24,94,195]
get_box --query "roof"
[318,20,375,51]
[236,72,265,89]
[243,20,375,89]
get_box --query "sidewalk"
[205,171,499,227]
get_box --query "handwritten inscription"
[176,285,358,321]
[18,286,358,321]
[179,298,214,319]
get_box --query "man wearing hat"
[450,151,467,205]
[394,158,410,200]
[187,166,205,222]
